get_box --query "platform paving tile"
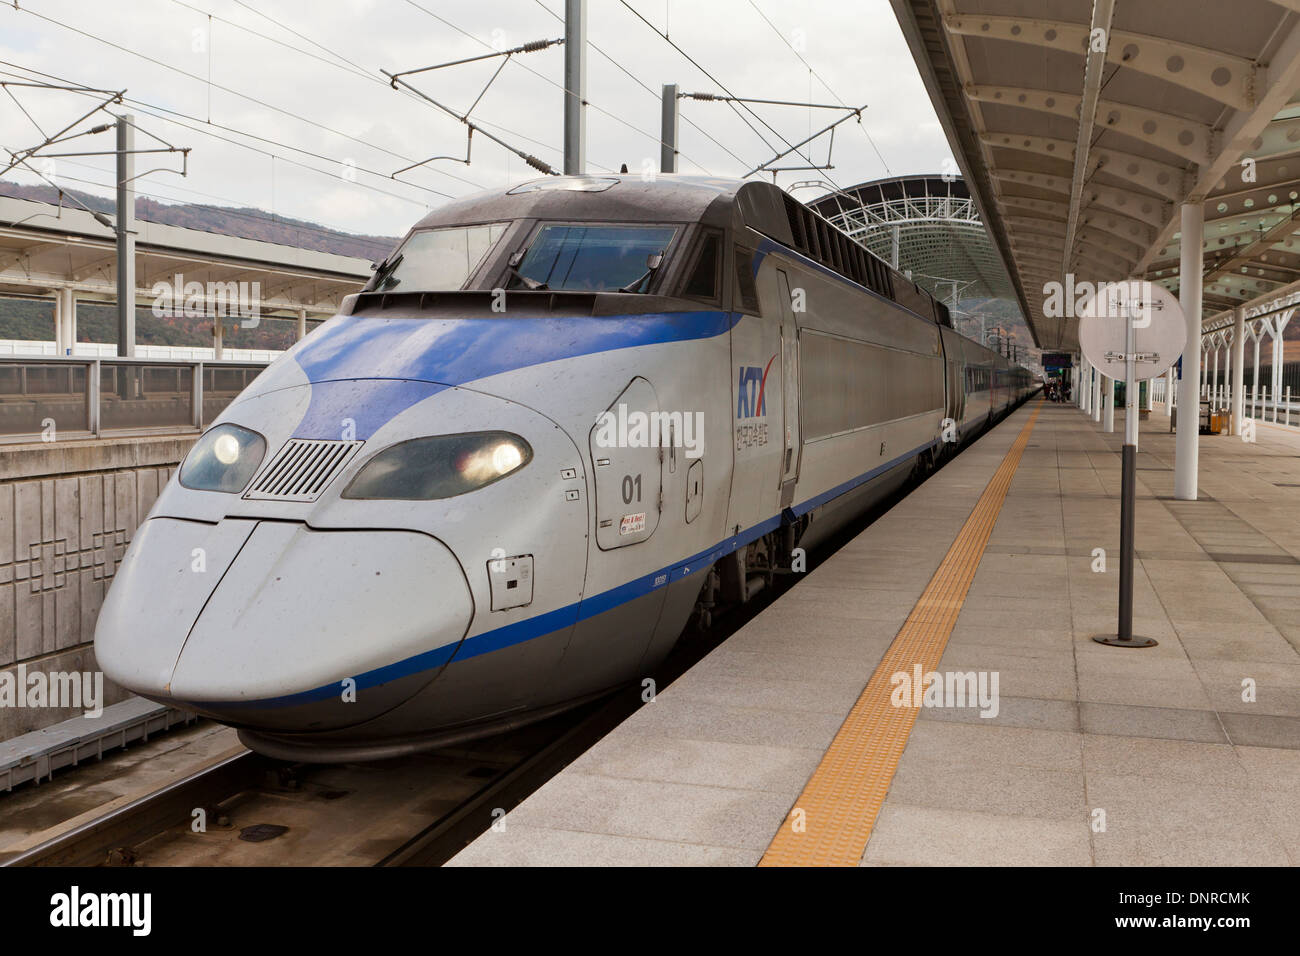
[657,670,868,716]
[1076,674,1214,710]
[945,623,1075,652]
[884,761,1087,822]
[563,731,825,794]
[918,694,1081,733]
[685,645,880,685]
[938,658,1078,702]
[1089,824,1291,867]
[493,772,793,851]
[726,625,896,663]
[1170,623,1300,664]
[860,805,1092,867]
[452,404,1300,865]
[1219,712,1300,750]
[614,695,851,752]
[1083,773,1291,866]
[448,823,762,867]
[898,721,1083,773]
[1079,733,1249,787]
[1078,701,1230,743]
[1233,744,1300,790]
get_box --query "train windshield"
[372,222,508,292]
[508,223,677,292]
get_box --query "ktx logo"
[737,355,777,419]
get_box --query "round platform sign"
[1077,279,1186,381]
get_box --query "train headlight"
[179,423,267,493]
[343,431,533,500]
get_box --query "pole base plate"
[1092,634,1158,648]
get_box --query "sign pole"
[1094,294,1157,648]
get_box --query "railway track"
[1,749,271,867]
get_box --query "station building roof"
[807,174,1023,310]
[0,194,373,318]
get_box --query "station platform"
[450,399,1300,866]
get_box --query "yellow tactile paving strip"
[759,403,1043,867]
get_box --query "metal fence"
[0,356,268,443]
[1149,374,1299,427]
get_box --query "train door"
[589,376,663,550]
[775,268,801,508]
[940,328,966,435]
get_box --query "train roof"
[411,176,926,310]
[408,175,1011,339]
[411,174,778,233]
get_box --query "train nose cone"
[168,522,473,731]
[96,516,261,696]
[98,520,473,732]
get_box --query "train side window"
[681,229,722,304]
[734,246,760,314]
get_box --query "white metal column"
[1103,374,1115,432]
[1274,310,1292,422]
[54,291,66,355]
[1175,202,1203,501]
[1092,365,1102,422]
[64,288,76,355]
[1252,322,1263,418]
[1211,345,1219,408]
[1231,308,1246,434]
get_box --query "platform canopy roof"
[890,0,1300,351]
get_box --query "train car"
[94,175,1037,760]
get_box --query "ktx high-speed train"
[95,175,1036,760]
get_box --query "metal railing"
[1149,376,1300,427]
[0,355,268,443]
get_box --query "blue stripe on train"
[203,434,939,711]
[290,310,739,439]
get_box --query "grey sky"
[0,0,954,238]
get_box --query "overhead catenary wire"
[163,0,592,179]
[7,2,499,193]
[401,0,717,175]
[4,1,878,227]
[527,0,753,173]
[614,1,876,231]
[744,0,893,176]
[0,60,453,208]
[615,0,830,172]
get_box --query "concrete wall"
[0,436,195,739]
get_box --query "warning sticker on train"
[620,513,647,535]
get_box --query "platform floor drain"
[239,824,289,843]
